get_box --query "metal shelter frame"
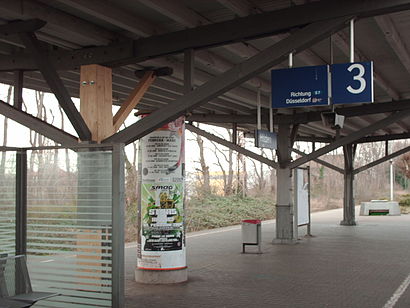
[0,143,125,308]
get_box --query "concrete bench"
[359,200,401,216]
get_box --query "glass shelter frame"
[0,143,125,308]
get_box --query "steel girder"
[103,17,352,144]
[289,109,410,169]
[1,0,410,70]
[0,100,78,146]
[18,32,92,140]
[354,145,410,174]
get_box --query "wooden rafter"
[113,71,156,131]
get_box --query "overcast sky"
[0,83,267,173]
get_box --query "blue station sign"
[255,130,277,150]
[271,61,374,108]
[331,61,374,104]
[271,65,329,108]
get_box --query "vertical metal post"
[306,166,312,236]
[274,124,295,244]
[350,19,355,63]
[232,123,238,145]
[15,150,27,256]
[13,70,24,109]
[269,84,274,133]
[257,224,262,254]
[390,159,394,201]
[341,143,356,226]
[184,49,194,94]
[256,88,261,130]
[15,150,27,295]
[292,168,299,241]
[288,52,293,68]
[385,140,389,157]
[112,144,125,308]
[330,35,334,65]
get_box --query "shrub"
[399,194,410,207]
[185,195,276,232]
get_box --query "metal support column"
[341,143,356,226]
[15,150,27,255]
[13,70,24,110]
[390,159,394,201]
[274,124,296,244]
[232,123,238,145]
[112,144,125,308]
[184,49,194,94]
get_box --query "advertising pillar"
[135,116,187,284]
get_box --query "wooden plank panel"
[80,64,114,142]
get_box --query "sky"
[0,83,268,174]
[1,83,406,187]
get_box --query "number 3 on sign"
[331,61,373,104]
[346,63,366,94]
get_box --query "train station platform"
[125,208,410,308]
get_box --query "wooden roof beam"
[332,31,401,101]
[103,17,352,144]
[113,71,156,131]
[375,15,410,76]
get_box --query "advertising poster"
[137,116,186,270]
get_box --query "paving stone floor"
[125,208,410,308]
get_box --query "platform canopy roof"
[0,0,410,145]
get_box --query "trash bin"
[241,219,262,253]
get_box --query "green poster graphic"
[141,183,184,251]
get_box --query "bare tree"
[355,142,388,200]
[125,142,138,206]
[211,143,227,194]
[29,91,46,171]
[269,149,276,193]
[397,153,410,179]
[242,151,248,197]
[249,153,266,192]
[235,132,247,197]
[49,108,60,170]
[58,104,71,172]
[209,128,235,196]
[195,133,211,195]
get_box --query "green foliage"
[319,166,324,180]
[185,195,276,232]
[399,194,410,207]
[125,201,139,242]
[126,201,138,225]
[396,171,409,190]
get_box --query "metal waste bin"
[241,219,262,253]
